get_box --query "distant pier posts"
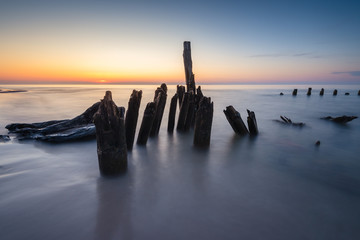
[333,89,338,96]
[125,90,142,150]
[194,97,213,147]
[320,88,324,96]
[223,106,249,135]
[167,93,178,133]
[137,102,156,145]
[292,89,297,96]
[94,91,127,175]
[307,88,312,96]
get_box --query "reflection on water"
[0,84,360,239]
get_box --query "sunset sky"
[1,0,360,84]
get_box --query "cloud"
[332,71,360,77]
[249,52,318,58]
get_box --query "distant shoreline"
[0,88,27,93]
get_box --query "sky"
[0,0,360,84]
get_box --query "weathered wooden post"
[125,90,142,150]
[358,90,360,96]
[150,84,167,137]
[184,91,195,131]
[307,88,312,96]
[194,97,213,147]
[137,102,156,145]
[167,93,178,133]
[177,92,190,131]
[333,89,338,96]
[247,109,258,135]
[223,106,249,135]
[177,85,185,108]
[320,88,324,96]
[183,41,196,93]
[93,91,127,175]
[292,89,297,96]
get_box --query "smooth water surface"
[1,84,360,240]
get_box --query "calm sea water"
[1,84,360,240]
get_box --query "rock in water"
[94,91,127,175]
[321,115,358,124]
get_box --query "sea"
[0,84,360,240]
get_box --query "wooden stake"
[223,106,249,135]
[125,90,142,150]
[93,91,127,175]
[137,102,156,145]
[167,93,178,133]
[194,97,213,147]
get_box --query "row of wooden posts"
[289,88,360,96]
[94,41,214,175]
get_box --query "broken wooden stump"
[177,85,185,108]
[321,115,358,124]
[320,88,324,96]
[177,92,190,131]
[292,89,297,96]
[167,93,178,133]
[307,88,312,96]
[247,109,258,135]
[6,102,101,142]
[183,41,196,93]
[194,97,213,148]
[223,105,249,136]
[150,84,167,137]
[358,90,360,96]
[93,91,127,175]
[125,90,142,150]
[345,92,350,96]
[280,92,284,96]
[137,102,156,145]
[275,116,305,127]
[333,89,338,96]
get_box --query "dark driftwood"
[184,91,195,131]
[320,88,324,96]
[93,91,127,175]
[275,116,305,127]
[150,84,167,137]
[321,115,358,124]
[223,106,249,135]
[307,88,312,96]
[137,102,156,145]
[183,41,196,93]
[247,109,258,135]
[177,92,190,131]
[125,90,142,150]
[0,135,10,142]
[167,93,178,133]
[333,89,338,96]
[292,89,297,96]
[6,102,101,142]
[177,85,185,108]
[194,97,213,147]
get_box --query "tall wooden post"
[183,41,196,93]
[93,91,127,175]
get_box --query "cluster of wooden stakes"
[93,41,258,175]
